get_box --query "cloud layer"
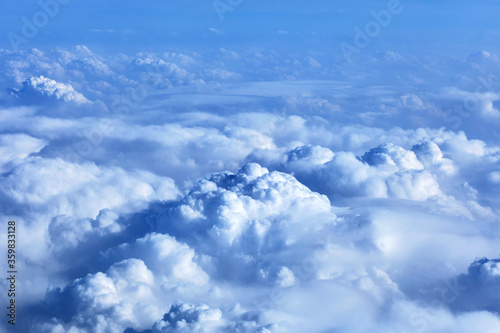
[0,44,499,333]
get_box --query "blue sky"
[2,0,500,55]
[1,1,500,333]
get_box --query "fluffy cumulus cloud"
[32,259,160,333]
[157,163,336,286]
[151,302,223,333]
[1,42,500,333]
[278,142,441,201]
[0,157,179,218]
[11,76,90,104]
[103,232,209,287]
[160,163,333,246]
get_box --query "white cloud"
[13,75,90,104]
[33,259,162,333]
[104,233,209,287]
[151,302,223,333]
[1,45,500,333]
[159,163,333,250]
[0,133,46,172]
[1,158,179,218]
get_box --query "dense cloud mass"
[11,75,90,105]
[1,22,500,331]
